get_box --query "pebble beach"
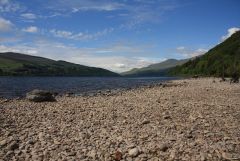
[0,78,240,161]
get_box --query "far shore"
[0,78,240,160]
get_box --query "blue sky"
[0,0,240,72]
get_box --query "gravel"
[0,78,240,160]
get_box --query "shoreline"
[0,78,240,160]
[0,77,178,100]
[0,76,179,99]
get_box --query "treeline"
[0,64,117,76]
[170,31,240,77]
[0,52,119,77]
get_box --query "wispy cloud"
[0,17,13,32]
[50,28,114,41]
[0,0,21,12]
[221,27,240,41]
[176,46,208,58]
[68,55,160,72]
[46,0,124,12]
[22,26,38,33]
[42,0,178,29]
[0,44,38,55]
[21,13,37,19]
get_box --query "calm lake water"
[0,77,178,98]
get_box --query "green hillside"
[0,52,119,76]
[122,59,188,77]
[170,31,240,77]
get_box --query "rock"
[222,152,232,160]
[141,119,150,125]
[38,132,44,141]
[26,89,56,102]
[159,143,169,152]
[88,150,96,159]
[0,139,7,146]
[193,75,199,78]
[169,150,176,160]
[128,147,140,157]
[5,150,14,157]
[223,137,231,140]
[114,151,122,161]
[53,140,61,145]
[8,141,19,150]
[200,152,207,161]
[163,112,171,119]
[26,139,34,145]
[68,151,76,156]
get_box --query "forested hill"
[0,52,119,77]
[170,31,240,77]
[122,59,188,77]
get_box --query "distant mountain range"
[0,52,119,76]
[122,59,188,76]
[170,31,240,77]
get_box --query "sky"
[0,0,240,73]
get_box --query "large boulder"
[26,89,56,102]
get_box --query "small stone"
[0,139,7,146]
[26,139,34,145]
[150,157,161,161]
[53,140,61,145]
[88,150,96,159]
[200,152,207,161]
[8,141,19,150]
[38,132,44,141]
[159,143,169,152]
[128,148,139,157]
[142,119,150,125]
[186,134,193,139]
[224,137,231,141]
[169,150,176,160]
[114,151,122,161]
[163,115,171,119]
[168,137,176,142]
[68,151,76,156]
[222,152,233,160]
[5,150,14,157]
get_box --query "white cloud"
[176,46,185,50]
[221,27,240,41]
[0,17,13,32]
[47,0,124,12]
[0,45,38,55]
[176,46,208,58]
[22,26,38,33]
[21,13,37,19]
[0,0,21,12]
[114,63,126,68]
[71,3,123,12]
[50,29,72,38]
[67,55,158,72]
[50,28,114,41]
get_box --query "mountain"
[0,52,119,76]
[170,31,240,77]
[122,59,188,76]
